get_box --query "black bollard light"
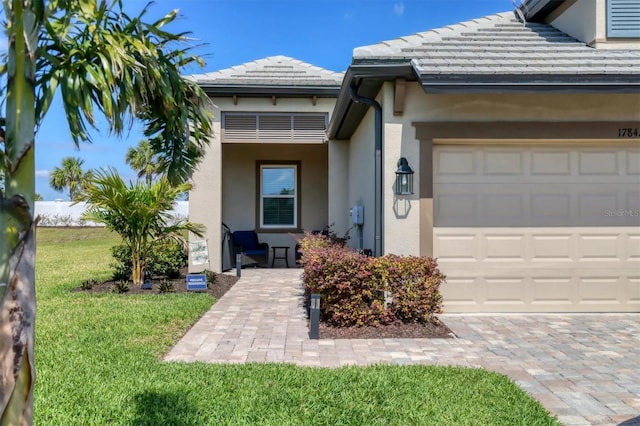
[309,294,320,339]
[236,253,242,277]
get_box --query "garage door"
[433,143,640,312]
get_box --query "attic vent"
[222,113,327,143]
[607,0,640,38]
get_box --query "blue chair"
[232,230,269,267]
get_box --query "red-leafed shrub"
[299,232,445,327]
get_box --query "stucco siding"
[403,84,640,123]
[346,104,376,252]
[328,139,350,238]
[189,101,222,272]
[548,0,640,48]
[548,0,598,44]
[382,82,421,256]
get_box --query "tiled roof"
[353,12,640,76]
[191,55,344,87]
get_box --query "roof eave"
[327,62,416,140]
[198,84,342,97]
[419,74,640,93]
[518,0,566,22]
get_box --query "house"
[190,0,640,313]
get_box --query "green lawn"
[34,227,560,425]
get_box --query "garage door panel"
[485,278,527,304]
[531,278,573,304]
[578,150,619,175]
[484,234,526,261]
[627,278,640,304]
[435,233,478,261]
[436,193,478,221]
[626,191,640,210]
[532,193,571,220]
[628,234,640,260]
[579,277,620,303]
[484,193,524,219]
[483,150,523,175]
[578,234,621,260]
[531,234,573,261]
[531,150,571,175]
[433,143,639,313]
[627,151,640,174]
[435,149,476,175]
[441,278,480,305]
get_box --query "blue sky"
[35,0,512,200]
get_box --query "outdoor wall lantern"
[394,157,414,195]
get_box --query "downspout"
[348,82,383,257]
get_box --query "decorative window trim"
[255,161,302,233]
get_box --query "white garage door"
[433,143,640,312]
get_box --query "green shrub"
[158,279,175,294]
[80,278,98,290]
[111,244,132,280]
[148,239,187,279]
[111,280,130,293]
[110,239,187,281]
[202,269,217,288]
[300,232,444,327]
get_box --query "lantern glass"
[395,157,414,195]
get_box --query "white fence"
[34,201,189,227]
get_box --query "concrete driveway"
[165,269,640,426]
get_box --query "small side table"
[271,246,290,268]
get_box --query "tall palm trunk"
[0,1,41,424]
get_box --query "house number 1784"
[618,127,639,138]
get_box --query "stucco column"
[189,124,222,273]
[419,139,433,258]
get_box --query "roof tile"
[353,12,640,76]
[190,55,344,87]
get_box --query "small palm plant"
[79,168,204,286]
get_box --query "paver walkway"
[165,269,640,426]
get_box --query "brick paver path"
[165,269,640,426]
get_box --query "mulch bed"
[73,270,240,300]
[75,270,453,339]
[318,319,454,339]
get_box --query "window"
[257,162,300,230]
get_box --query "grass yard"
[34,227,560,425]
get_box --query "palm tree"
[80,168,204,286]
[125,139,159,185]
[49,156,93,200]
[0,1,212,423]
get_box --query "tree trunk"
[1,1,40,424]
[132,254,142,286]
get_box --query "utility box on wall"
[350,205,364,225]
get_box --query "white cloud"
[35,169,50,178]
[393,2,405,16]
